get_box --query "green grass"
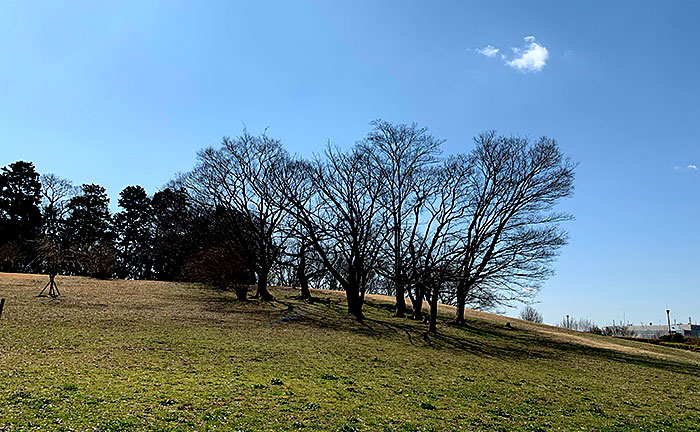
[1,273,699,431]
[660,341,700,352]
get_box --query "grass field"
[1,272,699,431]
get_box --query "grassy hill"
[1,273,699,431]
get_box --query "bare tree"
[35,237,70,297]
[40,173,77,237]
[277,145,387,321]
[403,158,471,332]
[452,132,575,324]
[519,305,544,323]
[182,131,290,301]
[275,237,327,301]
[559,316,596,332]
[35,174,78,291]
[360,120,442,317]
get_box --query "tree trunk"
[254,271,274,301]
[453,295,466,325]
[346,285,364,322]
[411,286,424,321]
[452,282,467,325]
[428,287,439,333]
[297,243,312,300]
[394,281,407,318]
[233,284,248,300]
[299,276,311,300]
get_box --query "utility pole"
[666,309,671,335]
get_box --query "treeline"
[0,163,245,285]
[0,120,575,332]
[557,316,634,337]
[520,307,636,336]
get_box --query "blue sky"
[1,1,698,326]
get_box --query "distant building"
[626,324,700,338]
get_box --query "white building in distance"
[625,324,700,339]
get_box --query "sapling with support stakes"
[34,235,70,299]
[37,273,60,298]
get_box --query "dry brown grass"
[2,272,696,365]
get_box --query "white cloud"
[476,45,499,57]
[507,36,549,72]
[687,164,698,170]
[474,36,549,72]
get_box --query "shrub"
[659,333,685,343]
[519,306,544,323]
[78,242,116,279]
[182,246,254,300]
[0,241,21,272]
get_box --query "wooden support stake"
[0,298,5,320]
[37,274,60,298]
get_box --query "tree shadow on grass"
[405,310,700,378]
[445,320,700,377]
[294,291,700,378]
[196,286,700,378]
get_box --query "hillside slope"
[1,273,699,431]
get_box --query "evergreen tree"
[114,185,152,279]
[0,161,42,271]
[151,187,192,281]
[65,184,114,278]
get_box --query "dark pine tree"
[65,184,115,278]
[151,187,192,281]
[0,161,42,271]
[114,185,153,279]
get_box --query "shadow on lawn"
[265,289,700,379]
[194,286,700,378]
